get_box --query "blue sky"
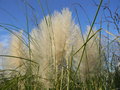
[0,0,119,47]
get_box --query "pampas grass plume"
[6,8,103,89]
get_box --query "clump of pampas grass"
[30,8,84,88]
[7,31,27,74]
[7,8,103,89]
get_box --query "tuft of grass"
[0,0,120,89]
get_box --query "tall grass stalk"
[73,0,103,77]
